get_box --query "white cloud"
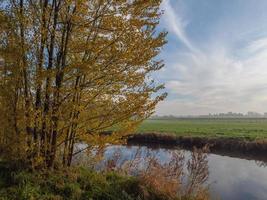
[157,39,267,115]
[162,0,198,53]
[245,37,267,54]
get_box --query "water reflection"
[207,154,267,200]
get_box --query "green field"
[137,118,267,140]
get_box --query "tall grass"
[95,145,210,200]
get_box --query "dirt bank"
[127,133,267,163]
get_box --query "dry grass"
[98,145,211,200]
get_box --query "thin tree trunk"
[19,0,32,146]
[41,0,59,167]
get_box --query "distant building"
[247,111,262,117]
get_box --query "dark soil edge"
[126,133,267,163]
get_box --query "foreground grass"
[0,162,152,200]
[137,118,267,140]
[0,160,208,200]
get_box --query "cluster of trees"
[0,0,166,168]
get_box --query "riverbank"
[0,160,165,200]
[0,159,209,200]
[127,133,267,163]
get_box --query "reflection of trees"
[97,146,210,200]
[185,147,209,198]
[255,160,267,168]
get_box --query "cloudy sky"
[155,0,267,115]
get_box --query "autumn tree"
[0,0,167,168]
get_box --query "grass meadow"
[137,118,267,140]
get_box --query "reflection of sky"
[100,145,180,172]
[104,145,176,163]
[208,154,267,200]
[101,145,267,200]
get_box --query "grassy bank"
[137,118,267,140]
[0,161,161,200]
[0,160,209,200]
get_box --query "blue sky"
[155,0,267,115]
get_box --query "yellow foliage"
[0,0,167,168]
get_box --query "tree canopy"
[0,0,167,168]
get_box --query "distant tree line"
[151,111,267,119]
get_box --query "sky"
[155,0,267,116]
